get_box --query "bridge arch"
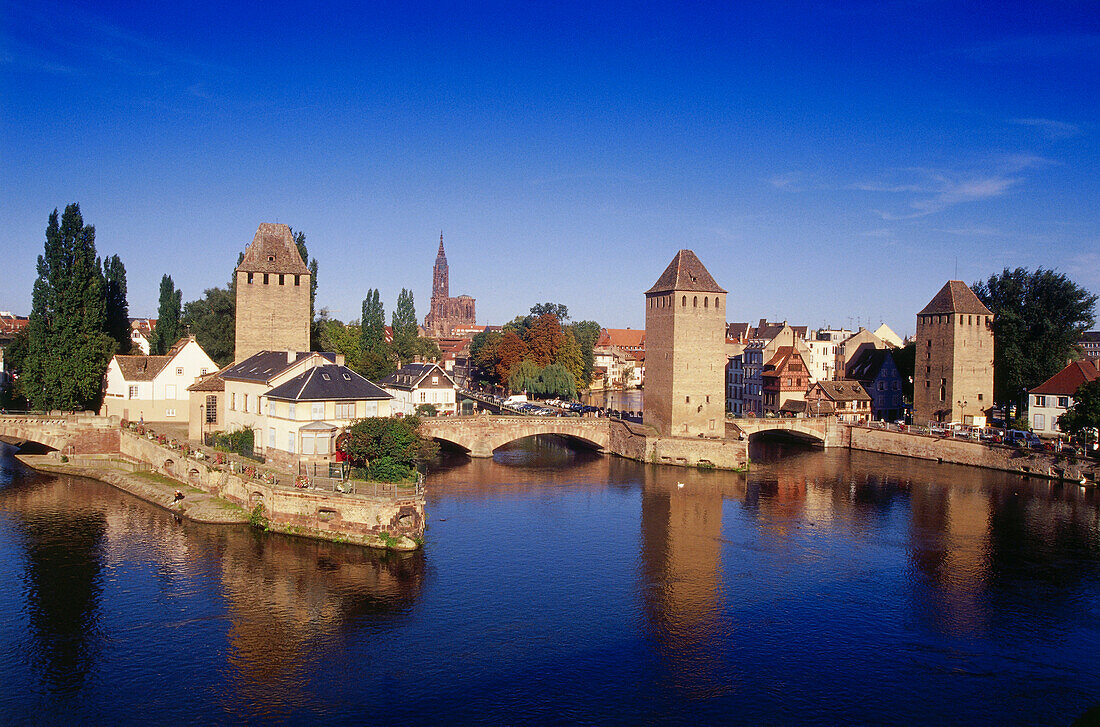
[422,417,611,459]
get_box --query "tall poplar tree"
[150,274,183,355]
[103,254,130,355]
[359,288,394,380]
[391,288,419,364]
[20,204,115,411]
[291,228,320,349]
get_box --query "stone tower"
[644,250,727,437]
[234,223,312,362]
[913,280,994,425]
[432,232,448,300]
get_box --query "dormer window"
[321,373,330,380]
[343,373,351,380]
[267,255,275,262]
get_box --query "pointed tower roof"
[236,223,311,275]
[918,280,992,316]
[646,250,726,294]
[437,231,446,257]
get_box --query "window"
[311,402,324,419]
[205,395,217,423]
[129,385,139,399]
[1033,413,1045,430]
[302,434,315,455]
[166,408,176,417]
[201,368,207,376]
[268,399,275,416]
[978,393,983,401]
[165,384,177,399]
[682,296,686,307]
[247,272,254,284]
[335,402,354,419]
[287,432,295,454]
[243,394,248,412]
[420,391,427,403]
[693,296,698,307]
[230,392,236,410]
[279,274,284,285]
[432,376,439,384]
[176,367,184,376]
[288,402,296,418]
[686,396,690,404]
[294,275,300,286]
[1058,396,1069,408]
[1034,395,1045,407]
[268,427,275,448]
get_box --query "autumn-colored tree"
[469,329,501,385]
[496,330,529,385]
[526,313,564,367]
[555,329,585,392]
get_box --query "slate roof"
[221,350,337,383]
[264,365,391,402]
[379,363,455,392]
[780,399,836,415]
[236,223,311,275]
[1029,359,1100,396]
[810,380,872,401]
[846,348,896,384]
[918,281,993,316]
[646,250,726,294]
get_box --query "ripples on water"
[1,438,1098,725]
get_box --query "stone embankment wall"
[608,419,748,469]
[120,431,424,549]
[849,427,1096,482]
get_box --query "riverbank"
[15,453,250,523]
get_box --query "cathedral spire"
[438,231,445,257]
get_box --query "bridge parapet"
[422,415,611,458]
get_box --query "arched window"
[704,297,708,308]
[693,296,698,307]
[682,295,686,307]
[715,297,720,309]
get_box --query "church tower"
[644,250,727,437]
[233,223,312,362]
[913,280,994,425]
[432,232,449,300]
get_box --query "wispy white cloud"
[1010,117,1082,140]
[856,155,1052,220]
[768,172,805,190]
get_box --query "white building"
[379,363,458,416]
[101,337,216,423]
[1028,359,1099,438]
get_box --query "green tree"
[508,360,541,395]
[893,341,916,403]
[391,288,419,364]
[150,274,183,355]
[1058,380,1100,438]
[973,268,1097,411]
[535,362,577,399]
[359,289,394,380]
[530,302,569,322]
[317,312,363,372]
[19,204,115,411]
[569,320,601,390]
[182,286,235,366]
[555,328,585,394]
[103,254,130,355]
[340,416,438,481]
[291,228,320,348]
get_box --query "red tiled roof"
[919,281,993,316]
[1030,359,1100,396]
[646,250,726,294]
[597,328,646,349]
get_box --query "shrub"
[248,503,269,530]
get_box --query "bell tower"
[233,223,312,362]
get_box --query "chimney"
[287,350,295,365]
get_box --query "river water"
[1,438,1099,725]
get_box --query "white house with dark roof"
[261,364,392,467]
[101,337,216,423]
[1028,359,1100,438]
[379,362,458,416]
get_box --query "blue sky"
[2,0,1098,337]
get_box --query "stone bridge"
[422,416,612,458]
[726,417,843,447]
[0,413,121,454]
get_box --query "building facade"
[761,346,811,416]
[101,337,217,422]
[644,250,727,438]
[912,281,994,425]
[234,223,312,362]
[424,234,477,337]
[1028,359,1100,438]
[847,348,905,422]
[379,362,458,416]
